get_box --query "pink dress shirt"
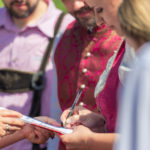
[0,1,74,150]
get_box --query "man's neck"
[12,1,48,29]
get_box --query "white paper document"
[0,107,72,134]
[21,115,73,135]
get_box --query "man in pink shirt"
[0,0,73,150]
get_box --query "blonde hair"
[118,0,150,42]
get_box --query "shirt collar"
[0,1,62,38]
[33,1,62,38]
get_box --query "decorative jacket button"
[80,84,85,89]
[79,102,84,106]
[82,68,87,73]
[86,52,91,57]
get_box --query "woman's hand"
[59,125,93,150]
[0,109,25,136]
[61,106,106,132]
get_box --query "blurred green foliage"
[53,0,66,11]
[0,0,3,7]
[0,0,66,11]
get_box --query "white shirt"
[114,42,150,150]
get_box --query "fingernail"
[66,119,71,124]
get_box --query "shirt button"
[82,68,87,73]
[86,52,91,57]
[114,50,117,54]
[13,58,17,62]
[80,84,85,89]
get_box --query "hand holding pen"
[63,89,83,127]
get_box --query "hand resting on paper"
[22,116,61,144]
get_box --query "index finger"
[0,117,25,126]
[0,109,22,118]
[60,109,71,124]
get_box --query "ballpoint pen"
[64,88,83,127]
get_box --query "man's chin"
[11,12,30,19]
[75,18,96,29]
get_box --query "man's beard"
[6,0,39,19]
[75,16,96,30]
[71,6,97,30]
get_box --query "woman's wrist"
[85,130,95,150]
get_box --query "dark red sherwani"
[55,20,123,150]
[55,21,122,112]
[96,41,125,132]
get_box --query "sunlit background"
[0,0,66,11]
